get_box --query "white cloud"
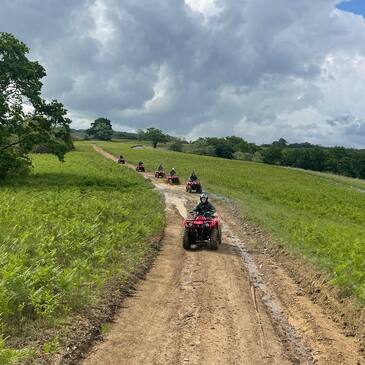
[2,0,365,146]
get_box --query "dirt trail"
[83,146,363,365]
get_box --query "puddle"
[163,192,188,218]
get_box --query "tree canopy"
[86,118,113,140]
[0,32,73,178]
[144,127,168,148]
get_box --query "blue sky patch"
[337,0,365,17]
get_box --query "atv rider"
[157,164,164,172]
[189,171,198,181]
[117,155,124,163]
[170,167,177,176]
[192,193,216,216]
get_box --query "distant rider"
[157,164,164,171]
[117,155,124,163]
[170,168,177,176]
[189,171,198,181]
[192,193,216,216]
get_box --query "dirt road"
[82,146,364,365]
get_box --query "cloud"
[1,0,365,146]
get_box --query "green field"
[97,140,365,302]
[0,143,164,363]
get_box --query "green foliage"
[86,118,113,140]
[42,337,59,354]
[0,32,73,179]
[0,337,34,365]
[261,145,283,164]
[98,140,365,302]
[169,139,183,152]
[0,143,164,361]
[144,127,168,148]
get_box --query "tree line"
[81,120,365,179]
[2,32,364,180]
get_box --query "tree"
[144,127,168,148]
[262,146,283,165]
[273,138,288,147]
[0,32,73,178]
[87,118,113,140]
[136,129,146,141]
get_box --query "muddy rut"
[83,146,364,365]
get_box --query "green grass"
[96,140,365,302]
[0,142,164,363]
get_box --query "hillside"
[0,143,164,363]
[96,140,365,302]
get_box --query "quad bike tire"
[188,186,192,193]
[183,230,191,250]
[209,228,219,250]
[218,227,222,245]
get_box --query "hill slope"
[96,140,365,302]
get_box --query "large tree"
[0,32,73,178]
[87,118,113,140]
[144,127,168,148]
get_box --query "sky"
[337,0,365,16]
[1,0,365,147]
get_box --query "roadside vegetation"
[97,140,365,303]
[0,143,164,363]
[0,32,73,179]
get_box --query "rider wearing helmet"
[192,193,216,216]
[189,171,198,181]
[157,164,164,171]
[170,168,177,176]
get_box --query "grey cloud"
[1,0,365,146]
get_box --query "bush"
[169,140,183,152]
[233,151,253,161]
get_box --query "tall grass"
[98,140,365,302]
[0,143,164,363]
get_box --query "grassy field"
[0,143,164,363]
[97,140,365,303]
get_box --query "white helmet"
[200,192,208,203]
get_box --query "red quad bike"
[155,171,166,178]
[136,163,145,172]
[182,211,222,250]
[167,175,180,184]
[186,179,202,193]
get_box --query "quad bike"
[117,158,126,165]
[167,175,180,184]
[186,179,202,193]
[136,163,145,172]
[182,211,222,250]
[155,170,165,178]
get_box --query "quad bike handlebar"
[189,210,215,218]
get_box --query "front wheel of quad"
[183,230,191,250]
[209,228,219,250]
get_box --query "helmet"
[172,167,176,170]
[200,192,208,203]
